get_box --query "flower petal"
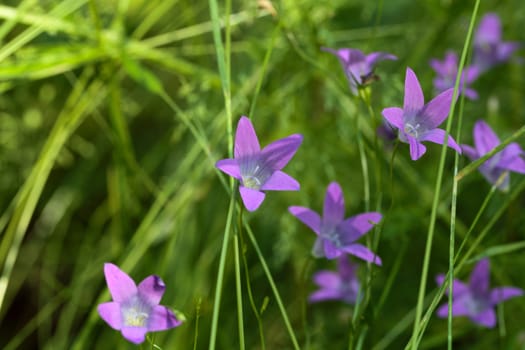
[216,159,242,180]
[419,129,462,154]
[98,302,122,330]
[312,238,325,258]
[338,256,357,281]
[403,67,425,115]
[470,308,496,328]
[104,263,137,303]
[147,305,182,332]
[365,52,397,67]
[475,13,502,46]
[469,258,490,294]
[138,275,166,306]
[323,182,345,229]
[436,299,471,318]
[473,120,500,155]
[499,143,525,173]
[435,274,469,297]
[261,170,299,191]
[461,144,479,161]
[420,88,454,129]
[408,136,426,160]
[234,116,260,158]
[121,326,148,344]
[288,206,322,234]
[490,287,524,304]
[261,134,303,170]
[382,107,404,130]
[341,244,382,265]
[239,186,266,212]
[338,212,382,243]
[308,289,343,303]
[496,42,520,62]
[312,271,341,289]
[323,240,342,259]
[321,47,352,63]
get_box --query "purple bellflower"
[98,263,182,344]
[289,182,382,265]
[382,67,462,160]
[436,258,523,328]
[309,256,361,304]
[216,116,303,211]
[473,13,520,72]
[461,120,525,191]
[429,51,480,100]
[322,47,397,95]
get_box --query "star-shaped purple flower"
[309,256,361,304]
[98,263,182,344]
[382,67,462,160]
[322,47,397,95]
[216,116,303,211]
[461,120,525,191]
[288,182,382,265]
[436,258,523,328]
[473,13,520,72]
[429,51,480,100]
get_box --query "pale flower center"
[322,230,342,248]
[404,122,421,138]
[464,294,489,315]
[121,297,151,327]
[242,174,262,190]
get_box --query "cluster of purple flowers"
[96,12,523,345]
[214,12,522,326]
[430,13,520,100]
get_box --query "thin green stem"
[208,195,236,350]
[234,233,245,350]
[244,223,300,350]
[447,72,467,350]
[248,24,279,120]
[238,208,266,350]
[410,1,480,348]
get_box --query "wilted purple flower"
[98,263,182,344]
[289,182,382,265]
[216,116,303,211]
[322,47,397,95]
[461,120,525,191]
[436,258,523,328]
[473,13,520,72]
[382,67,462,160]
[309,256,361,304]
[430,51,480,100]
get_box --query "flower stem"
[243,223,300,350]
[410,1,480,347]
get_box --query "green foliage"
[1,0,525,349]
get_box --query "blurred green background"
[1,0,525,349]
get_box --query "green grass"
[1,0,525,349]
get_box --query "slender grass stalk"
[243,223,300,350]
[456,124,525,182]
[193,299,202,350]
[446,72,468,350]
[238,209,267,350]
[248,24,279,120]
[406,175,525,348]
[410,1,480,347]
[208,0,235,348]
[209,195,236,350]
[233,233,246,350]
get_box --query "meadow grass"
[1,0,525,349]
